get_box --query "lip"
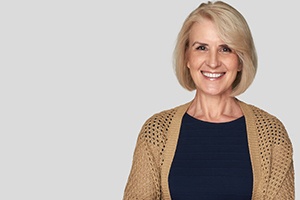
[201,71,225,80]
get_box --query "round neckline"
[184,112,245,125]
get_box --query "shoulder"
[138,102,190,140]
[239,100,292,147]
[143,102,190,126]
[239,99,284,125]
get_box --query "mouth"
[201,71,225,80]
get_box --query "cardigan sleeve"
[123,119,162,200]
[246,103,295,199]
[271,121,294,199]
[263,117,295,200]
[273,162,295,200]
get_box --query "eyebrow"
[192,41,230,48]
[192,42,208,47]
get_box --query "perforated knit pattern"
[123,108,177,200]
[251,105,294,199]
[142,109,177,166]
[123,102,294,200]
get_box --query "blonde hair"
[173,1,257,96]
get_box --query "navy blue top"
[169,113,253,200]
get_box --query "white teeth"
[202,72,224,78]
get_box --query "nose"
[206,51,220,68]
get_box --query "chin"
[199,88,232,97]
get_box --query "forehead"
[189,19,223,44]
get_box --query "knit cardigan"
[123,100,294,200]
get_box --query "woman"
[123,1,294,199]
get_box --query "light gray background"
[0,0,298,199]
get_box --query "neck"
[187,92,243,123]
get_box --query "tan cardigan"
[123,100,294,199]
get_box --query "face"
[187,19,241,97]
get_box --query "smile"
[202,71,225,79]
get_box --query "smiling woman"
[122,1,294,199]
[186,20,242,110]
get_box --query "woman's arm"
[273,162,295,200]
[123,137,161,200]
[123,117,163,200]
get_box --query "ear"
[186,62,190,69]
[237,63,242,71]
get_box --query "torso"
[168,112,253,199]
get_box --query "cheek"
[225,56,241,71]
[186,54,201,69]
[233,55,241,70]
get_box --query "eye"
[196,45,207,51]
[220,46,232,53]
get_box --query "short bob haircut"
[173,1,257,96]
